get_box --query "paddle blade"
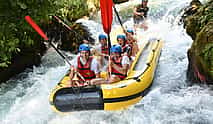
[25,16,49,41]
[100,0,113,34]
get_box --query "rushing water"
[1,0,213,124]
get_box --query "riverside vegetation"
[0,0,94,82]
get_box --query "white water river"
[1,0,213,124]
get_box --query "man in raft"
[69,43,101,86]
[125,29,139,58]
[91,34,109,70]
[90,44,130,85]
[133,0,149,31]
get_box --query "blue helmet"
[127,29,134,34]
[117,34,126,41]
[98,34,107,40]
[79,44,90,52]
[110,45,122,53]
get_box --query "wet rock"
[180,0,202,39]
[0,42,46,83]
[185,0,213,84]
[46,17,95,54]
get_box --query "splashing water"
[1,0,213,124]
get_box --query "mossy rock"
[196,21,213,79]
[186,0,213,83]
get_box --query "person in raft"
[133,0,149,31]
[69,43,101,86]
[91,34,109,70]
[90,44,130,85]
[116,34,133,61]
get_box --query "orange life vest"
[111,57,127,80]
[101,45,108,55]
[77,56,96,81]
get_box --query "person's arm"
[133,7,141,16]
[91,48,101,56]
[95,72,100,78]
[113,63,129,74]
[133,7,138,15]
[91,58,101,78]
[91,45,108,57]
[132,42,139,56]
[122,45,131,57]
[133,6,144,16]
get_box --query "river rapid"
[1,0,213,124]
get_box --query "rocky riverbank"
[183,0,213,84]
[0,41,46,82]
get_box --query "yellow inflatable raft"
[49,37,163,113]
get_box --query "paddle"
[100,0,113,50]
[52,16,73,31]
[25,16,91,87]
[100,0,114,77]
[24,16,72,66]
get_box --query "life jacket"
[122,44,128,53]
[101,44,108,55]
[136,6,149,17]
[122,44,132,60]
[77,56,96,81]
[111,56,127,80]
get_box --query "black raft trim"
[103,85,151,103]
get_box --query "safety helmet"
[98,34,107,40]
[127,29,134,34]
[117,34,126,41]
[79,44,90,52]
[110,45,122,53]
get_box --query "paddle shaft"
[49,42,72,66]
[25,16,72,66]
[107,33,112,77]
[53,16,72,31]
[113,5,125,32]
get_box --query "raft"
[49,38,163,113]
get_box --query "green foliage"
[55,0,89,23]
[0,0,89,68]
[196,1,213,29]
[200,43,213,63]
[119,6,133,22]
[0,0,55,68]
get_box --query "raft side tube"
[53,86,104,112]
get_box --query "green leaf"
[17,1,27,9]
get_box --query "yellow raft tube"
[49,37,163,113]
